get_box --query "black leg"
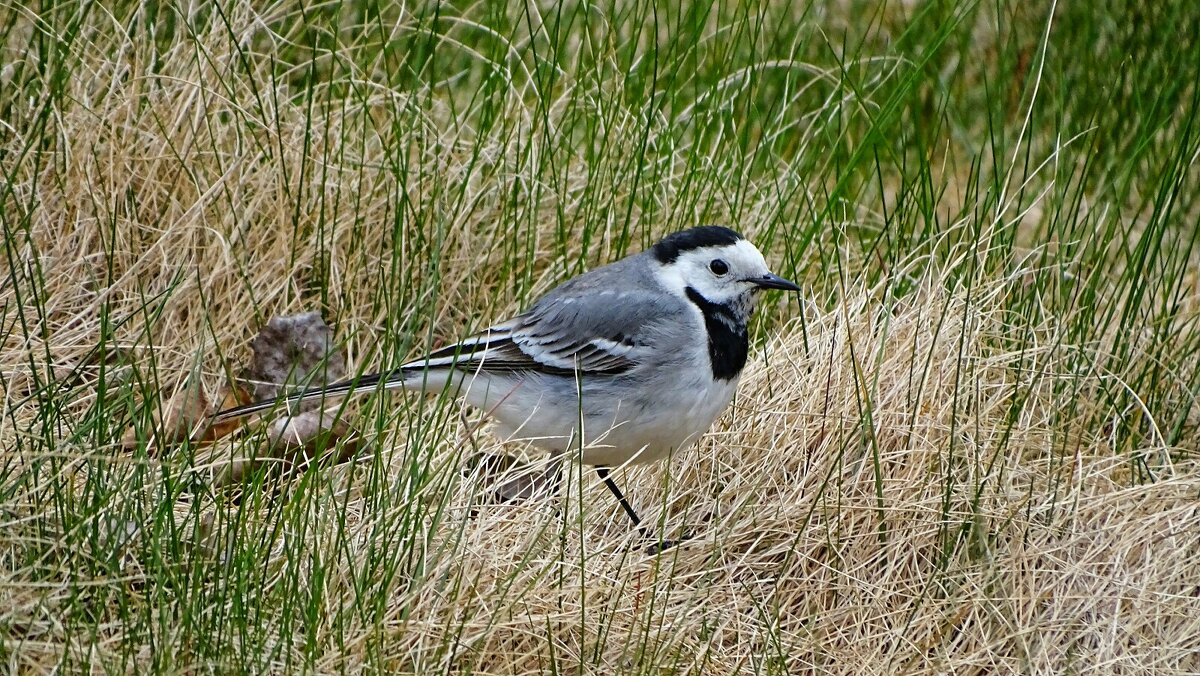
[596,466,688,556]
[595,466,645,532]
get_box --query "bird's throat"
[684,286,750,381]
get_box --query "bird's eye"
[709,259,729,276]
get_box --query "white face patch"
[662,239,772,306]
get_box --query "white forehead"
[673,238,769,272]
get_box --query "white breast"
[437,365,739,468]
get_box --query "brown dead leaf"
[121,382,250,452]
[223,311,365,478]
[213,409,369,488]
[265,409,364,467]
[157,381,212,442]
[131,311,363,475]
[206,385,251,440]
[244,311,345,408]
[121,380,211,452]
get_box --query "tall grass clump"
[2,0,1198,672]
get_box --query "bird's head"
[652,226,799,313]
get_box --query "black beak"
[751,273,801,292]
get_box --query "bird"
[214,225,799,548]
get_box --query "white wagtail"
[215,225,799,544]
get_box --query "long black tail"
[212,372,400,422]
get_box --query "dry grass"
[2,1,1199,673]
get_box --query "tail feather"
[212,329,513,424]
[212,371,401,423]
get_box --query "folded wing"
[402,287,683,377]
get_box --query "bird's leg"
[595,466,684,554]
[595,466,644,531]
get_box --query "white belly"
[409,368,739,466]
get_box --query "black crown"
[651,225,744,263]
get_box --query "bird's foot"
[641,531,693,555]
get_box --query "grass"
[2,0,1199,672]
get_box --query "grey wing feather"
[403,257,682,376]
